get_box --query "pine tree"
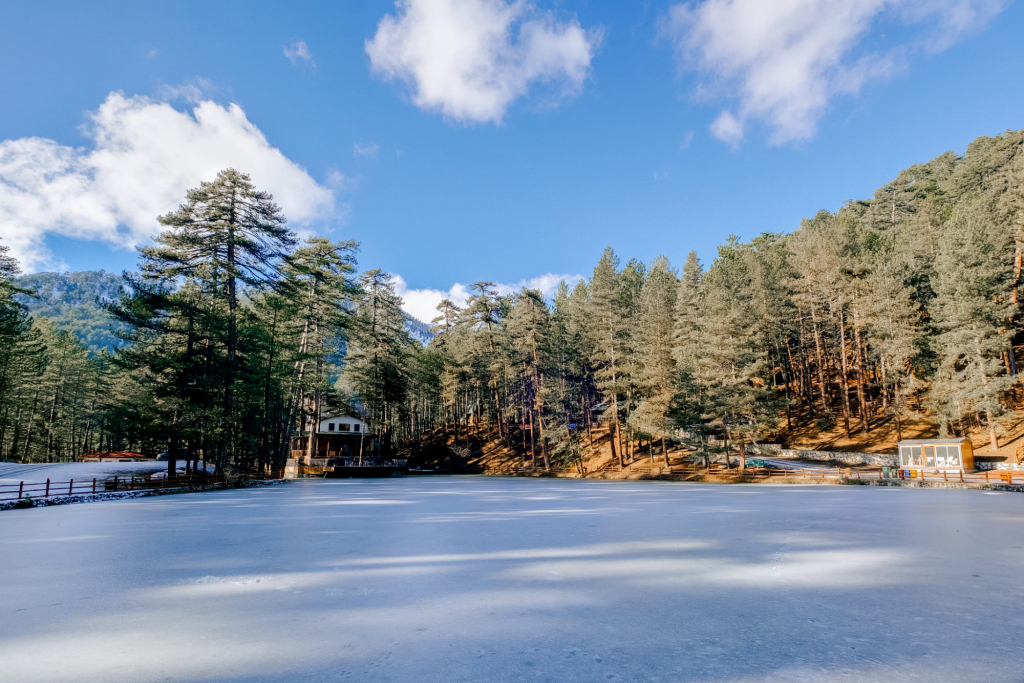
[698,237,783,469]
[280,237,359,463]
[462,282,505,436]
[863,238,922,442]
[142,168,296,465]
[587,247,625,466]
[506,289,552,470]
[672,251,712,464]
[631,256,677,466]
[790,212,853,436]
[929,199,1016,451]
[617,258,646,461]
[343,269,411,457]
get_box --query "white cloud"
[663,0,1006,145]
[679,129,695,150]
[393,272,582,323]
[155,78,218,105]
[496,273,583,298]
[353,141,381,158]
[0,92,337,270]
[283,39,316,69]
[325,167,358,192]
[899,0,1007,50]
[709,111,743,146]
[365,0,601,124]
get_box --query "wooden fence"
[4,464,1014,504]
[482,461,1018,485]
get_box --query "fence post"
[959,469,964,483]
[69,479,74,495]
[18,481,23,499]
[113,475,118,491]
[45,478,50,497]
[92,478,97,493]
[985,471,990,483]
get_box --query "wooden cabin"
[290,413,370,459]
[897,438,975,472]
[285,412,406,478]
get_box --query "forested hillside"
[14,270,127,353]
[400,129,1024,470]
[1,130,1023,471]
[12,270,432,355]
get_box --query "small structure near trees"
[80,451,150,462]
[290,412,370,459]
[897,438,975,472]
[286,412,405,478]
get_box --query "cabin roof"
[897,438,970,445]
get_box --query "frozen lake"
[1,478,1022,682]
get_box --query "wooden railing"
[482,461,1018,485]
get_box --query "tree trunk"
[987,410,998,453]
[613,421,623,468]
[973,331,999,453]
[528,408,537,469]
[722,427,731,469]
[837,308,853,439]
[22,389,40,459]
[852,299,870,433]
[810,306,830,413]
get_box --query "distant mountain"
[13,270,128,354]
[13,270,435,353]
[405,314,435,345]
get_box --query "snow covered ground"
[1,478,1022,682]
[0,461,216,486]
[751,457,844,471]
[0,461,167,485]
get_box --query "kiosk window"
[924,446,935,467]
[900,446,923,467]
[935,445,961,467]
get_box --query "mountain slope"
[14,270,127,354]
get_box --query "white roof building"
[315,414,367,435]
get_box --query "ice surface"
[1,478,1022,682]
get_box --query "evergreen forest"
[2,130,1024,473]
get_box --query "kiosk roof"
[897,438,970,445]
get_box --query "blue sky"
[1,0,1022,321]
